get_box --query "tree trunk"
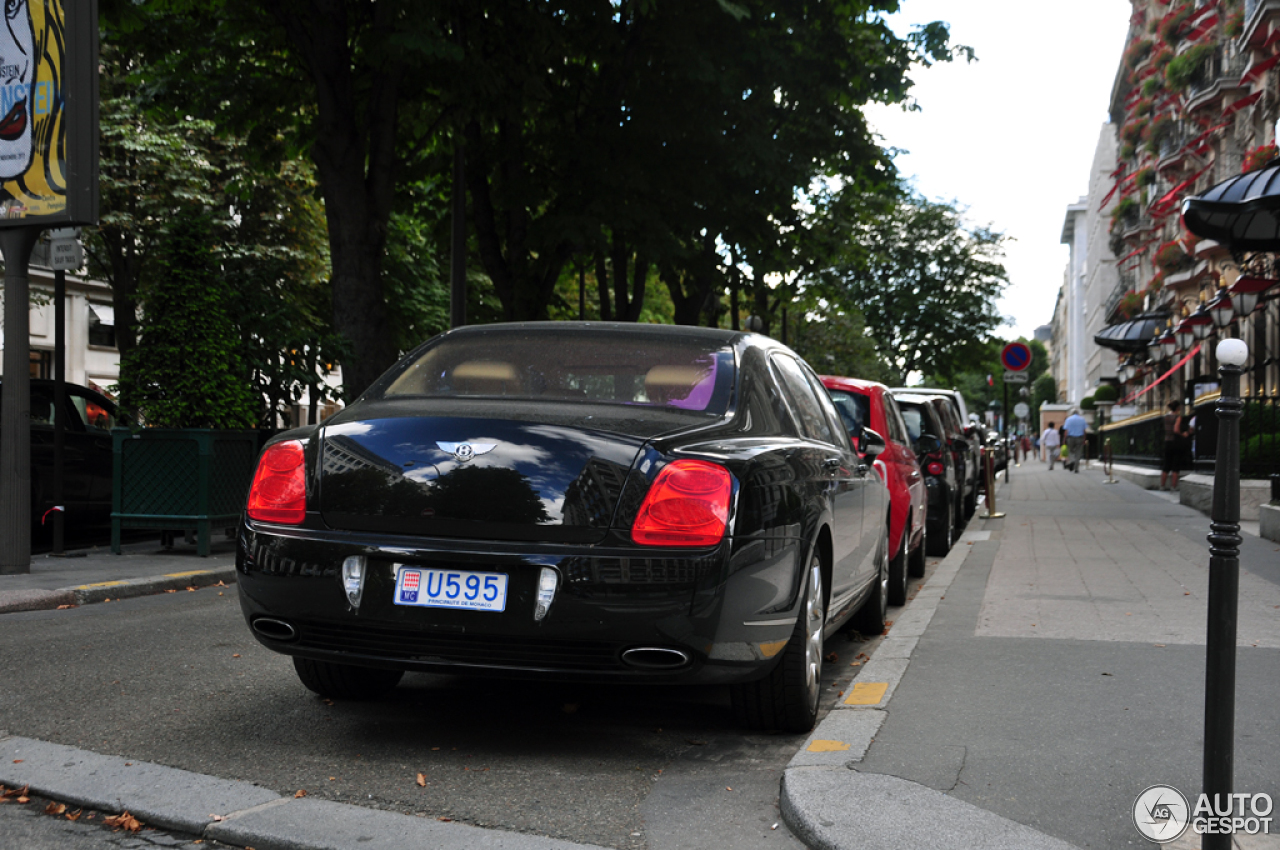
[267,0,400,399]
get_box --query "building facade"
[1100,0,1280,419]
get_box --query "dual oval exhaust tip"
[253,618,691,671]
[620,647,691,670]
[252,617,298,642]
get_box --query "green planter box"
[111,428,259,556]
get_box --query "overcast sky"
[863,0,1134,341]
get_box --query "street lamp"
[1228,276,1275,318]
[1202,337,1249,850]
[1209,290,1235,329]
[1160,327,1178,359]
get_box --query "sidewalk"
[783,460,1280,849]
[0,535,237,614]
[3,467,1279,849]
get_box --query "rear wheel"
[732,551,825,733]
[908,514,927,578]
[887,521,908,607]
[293,657,404,700]
[850,521,888,635]
[926,495,953,556]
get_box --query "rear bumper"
[235,520,806,686]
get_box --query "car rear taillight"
[926,461,945,476]
[631,459,733,547]
[247,441,306,524]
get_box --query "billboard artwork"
[0,0,96,227]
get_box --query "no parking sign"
[1001,342,1032,373]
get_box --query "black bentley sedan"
[237,323,890,733]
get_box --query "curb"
[780,518,1084,850]
[0,735,607,850]
[0,568,237,615]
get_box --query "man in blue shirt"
[1063,408,1088,473]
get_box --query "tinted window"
[883,394,908,445]
[377,329,734,415]
[801,365,851,447]
[827,389,869,436]
[897,402,929,444]
[71,392,116,431]
[770,355,834,444]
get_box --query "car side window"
[769,355,835,445]
[71,392,116,431]
[883,394,908,445]
[800,364,851,447]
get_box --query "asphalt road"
[0,584,884,849]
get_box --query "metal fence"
[1101,396,1280,478]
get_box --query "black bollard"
[1201,338,1248,850]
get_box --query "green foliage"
[1093,384,1120,402]
[1081,396,1097,411]
[116,211,257,429]
[1166,44,1213,90]
[812,193,1010,385]
[789,308,895,385]
[1033,373,1058,411]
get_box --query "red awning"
[1185,12,1219,42]
[1119,344,1202,404]
[1242,55,1280,86]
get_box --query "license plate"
[393,566,508,612]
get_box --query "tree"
[789,306,895,385]
[115,212,257,429]
[106,0,968,396]
[814,193,1010,385]
[1034,373,1059,411]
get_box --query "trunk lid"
[318,415,646,543]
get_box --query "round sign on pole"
[1014,402,1030,419]
[1001,342,1032,372]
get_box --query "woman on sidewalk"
[1160,400,1193,491]
[1041,421,1061,470]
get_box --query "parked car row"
[0,378,120,534]
[235,322,985,735]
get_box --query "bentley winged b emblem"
[437,442,497,463]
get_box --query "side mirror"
[915,434,942,454]
[860,427,887,458]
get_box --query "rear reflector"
[926,461,945,476]
[631,459,733,547]
[247,441,307,524]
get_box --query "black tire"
[908,515,927,578]
[926,495,953,556]
[731,551,825,734]
[887,521,908,607]
[293,657,404,700]
[850,520,888,636]
[964,470,978,519]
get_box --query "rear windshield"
[826,389,869,435]
[897,403,925,443]
[372,328,735,415]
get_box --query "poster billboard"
[0,0,97,227]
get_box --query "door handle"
[855,463,870,476]
[823,457,842,470]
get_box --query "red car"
[821,377,928,605]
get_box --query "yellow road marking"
[758,640,788,658]
[806,740,851,753]
[163,570,215,578]
[74,580,128,589]
[844,682,888,705]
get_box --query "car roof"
[819,375,884,393]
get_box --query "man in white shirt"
[1041,422,1062,470]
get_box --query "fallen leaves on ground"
[824,652,838,663]
[65,809,82,821]
[44,802,66,815]
[294,789,307,798]
[55,604,77,609]
[103,811,143,832]
[416,773,427,787]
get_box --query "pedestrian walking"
[1160,400,1193,491]
[1041,421,1061,470]
[1063,408,1088,473]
